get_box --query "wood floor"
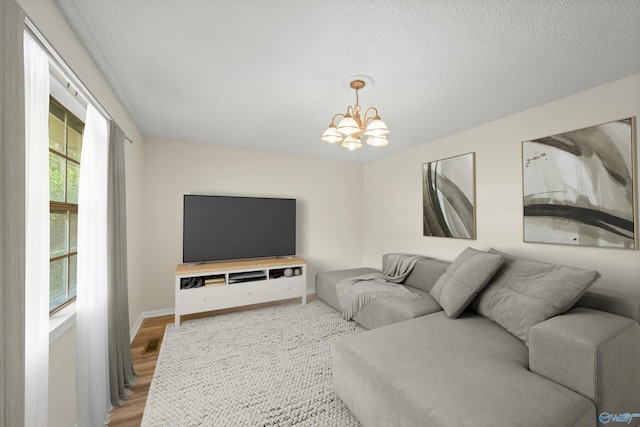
[107,313,169,427]
[107,296,314,427]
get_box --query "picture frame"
[422,152,476,239]
[522,117,637,249]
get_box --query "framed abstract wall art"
[522,117,637,249]
[422,152,476,239]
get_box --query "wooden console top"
[176,256,306,275]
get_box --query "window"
[49,97,83,313]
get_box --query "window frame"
[49,96,83,315]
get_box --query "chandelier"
[321,78,390,150]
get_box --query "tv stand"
[174,256,307,327]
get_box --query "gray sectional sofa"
[316,250,640,427]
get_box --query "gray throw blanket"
[336,254,428,320]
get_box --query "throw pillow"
[430,247,505,319]
[472,248,601,345]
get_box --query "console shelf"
[175,256,307,327]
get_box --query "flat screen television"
[183,195,296,263]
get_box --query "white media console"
[174,256,307,327]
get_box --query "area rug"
[141,300,365,426]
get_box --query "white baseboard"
[130,307,175,343]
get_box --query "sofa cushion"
[316,267,379,311]
[332,311,595,427]
[352,287,442,329]
[472,249,601,345]
[385,254,450,292]
[430,247,504,318]
[317,267,443,329]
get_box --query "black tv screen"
[183,195,296,263]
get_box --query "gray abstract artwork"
[422,152,476,239]
[522,118,637,248]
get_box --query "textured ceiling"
[52,0,640,163]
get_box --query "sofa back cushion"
[383,254,449,293]
[430,247,505,318]
[472,248,601,345]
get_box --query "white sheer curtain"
[76,104,111,426]
[23,33,50,427]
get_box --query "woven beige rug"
[141,300,364,426]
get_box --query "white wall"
[363,74,640,293]
[141,138,364,312]
[48,327,76,427]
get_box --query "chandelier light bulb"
[341,134,363,150]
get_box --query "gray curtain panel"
[107,121,137,406]
[0,0,26,425]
